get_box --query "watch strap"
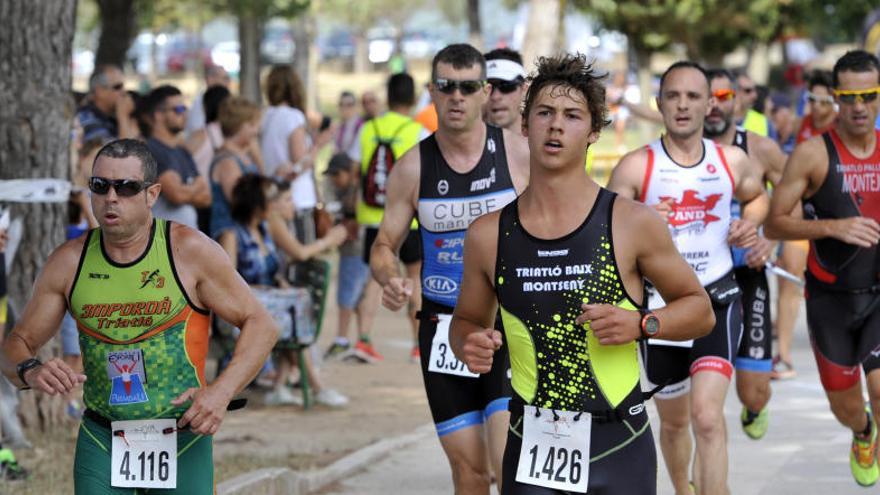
[16,358,42,389]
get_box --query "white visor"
[486,59,526,82]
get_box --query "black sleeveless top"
[494,188,643,412]
[417,124,517,310]
[804,129,880,291]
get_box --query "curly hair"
[522,53,609,134]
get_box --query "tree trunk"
[95,0,137,68]
[0,0,75,432]
[467,0,482,50]
[239,14,263,103]
[634,46,656,143]
[292,14,318,112]
[521,0,560,72]
[353,31,369,74]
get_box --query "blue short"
[337,255,370,309]
[60,313,81,356]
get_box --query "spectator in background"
[141,85,211,229]
[219,175,348,407]
[323,153,374,359]
[210,96,263,238]
[76,65,137,141]
[261,65,331,245]
[736,71,771,137]
[769,92,797,154]
[796,70,837,143]
[185,65,231,137]
[187,85,231,234]
[361,90,381,121]
[334,91,364,156]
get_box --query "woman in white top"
[261,65,332,243]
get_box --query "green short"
[74,413,214,494]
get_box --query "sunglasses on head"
[712,88,736,101]
[88,177,152,197]
[833,87,880,104]
[489,79,523,94]
[163,104,187,115]
[434,79,486,96]
[807,92,835,105]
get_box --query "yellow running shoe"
[850,411,879,487]
[741,406,769,440]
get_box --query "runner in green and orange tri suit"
[0,139,279,494]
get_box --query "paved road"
[331,303,874,495]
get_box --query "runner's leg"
[439,426,492,494]
[655,395,693,495]
[776,241,806,367]
[691,371,732,495]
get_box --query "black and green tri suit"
[69,219,214,494]
[495,189,656,494]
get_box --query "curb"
[218,423,435,495]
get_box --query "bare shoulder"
[717,142,749,165]
[747,131,783,158]
[38,234,89,293]
[168,222,230,268]
[608,146,650,194]
[391,140,422,183]
[467,209,502,244]
[502,127,529,160]
[612,194,665,232]
[615,146,650,172]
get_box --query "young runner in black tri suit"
[452,54,715,494]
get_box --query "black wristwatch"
[16,358,42,390]
[638,308,661,339]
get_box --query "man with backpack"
[347,72,429,363]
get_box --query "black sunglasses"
[489,79,522,94]
[110,82,124,91]
[434,79,486,96]
[88,177,153,197]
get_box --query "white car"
[211,41,240,74]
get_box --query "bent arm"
[607,151,646,200]
[450,215,499,359]
[192,237,278,399]
[765,141,833,240]
[635,209,714,340]
[266,212,329,262]
[158,171,200,205]
[0,247,75,386]
[370,151,420,286]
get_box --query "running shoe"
[264,387,303,407]
[315,388,349,408]
[770,356,797,380]
[740,406,769,440]
[410,345,420,363]
[354,341,384,363]
[324,341,351,360]
[0,448,28,481]
[850,410,879,487]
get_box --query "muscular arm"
[763,138,880,245]
[607,149,648,200]
[1,242,80,387]
[450,213,501,369]
[629,203,714,340]
[176,227,278,400]
[369,148,420,286]
[729,145,769,226]
[750,132,787,186]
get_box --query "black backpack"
[362,119,416,207]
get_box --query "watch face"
[644,316,660,336]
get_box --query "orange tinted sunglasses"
[713,89,736,101]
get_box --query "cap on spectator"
[324,152,352,175]
[487,59,526,82]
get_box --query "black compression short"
[417,300,510,436]
[641,296,743,400]
[734,266,773,373]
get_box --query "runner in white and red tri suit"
[608,61,768,495]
